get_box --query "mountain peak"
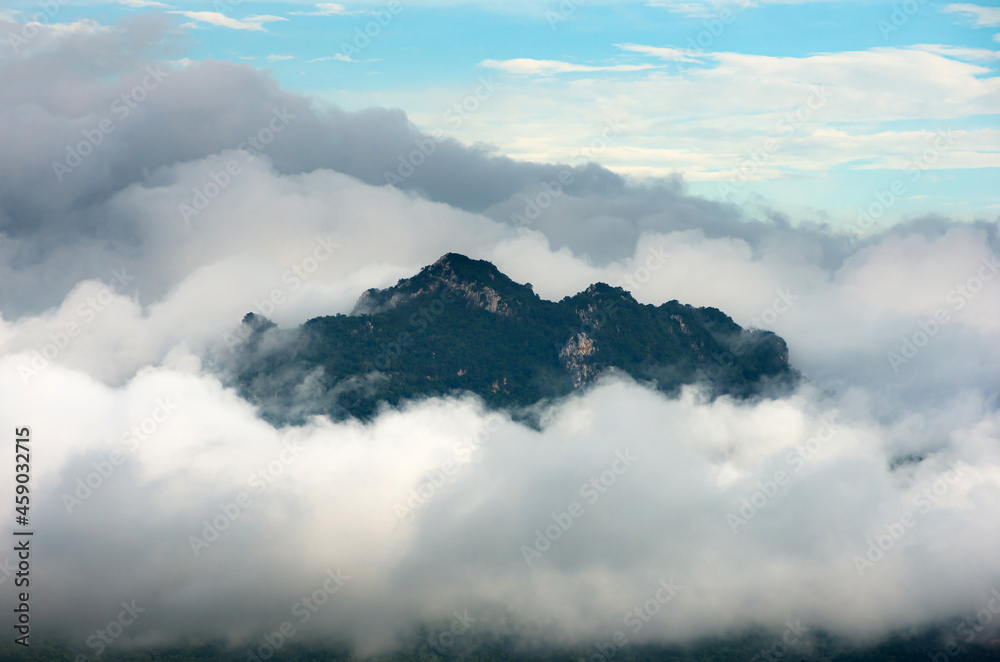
[420,252,504,284]
[429,251,483,271]
[351,253,532,316]
[583,282,636,303]
[231,254,799,424]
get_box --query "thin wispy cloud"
[290,3,362,15]
[457,45,998,184]
[912,43,1000,61]
[617,43,710,63]
[169,11,288,31]
[646,0,726,17]
[117,0,172,8]
[265,54,295,61]
[310,53,356,62]
[479,58,658,75]
[943,3,1000,27]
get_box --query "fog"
[0,13,998,658]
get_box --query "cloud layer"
[0,15,998,658]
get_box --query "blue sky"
[6,0,999,228]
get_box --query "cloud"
[408,45,1000,181]
[117,0,172,7]
[290,2,363,15]
[0,16,998,656]
[478,58,659,75]
[169,11,288,31]
[311,2,353,14]
[0,16,109,50]
[646,0,733,17]
[912,43,1000,61]
[265,54,294,61]
[617,42,709,63]
[943,3,1000,27]
[310,53,356,62]
[2,246,998,653]
[646,0,870,14]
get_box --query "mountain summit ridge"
[227,253,797,424]
[351,252,541,317]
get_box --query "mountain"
[224,253,798,424]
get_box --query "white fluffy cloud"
[402,46,1000,186]
[1,143,999,653]
[0,15,998,657]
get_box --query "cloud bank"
[0,15,998,658]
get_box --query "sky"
[2,0,999,224]
[0,1,998,658]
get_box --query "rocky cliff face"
[224,253,798,424]
[559,332,598,388]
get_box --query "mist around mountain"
[4,627,1000,662]
[221,253,798,425]
[1,13,998,662]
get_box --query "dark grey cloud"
[0,15,630,315]
[0,14,870,316]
